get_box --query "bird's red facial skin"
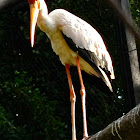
[28,0,37,4]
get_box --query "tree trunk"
[121,0,140,105]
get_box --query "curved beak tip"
[30,4,39,48]
[31,43,34,48]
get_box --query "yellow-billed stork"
[28,0,115,139]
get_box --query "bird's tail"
[98,67,113,92]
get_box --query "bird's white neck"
[37,2,56,38]
[39,0,48,14]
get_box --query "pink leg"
[65,64,76,140]
[76,57,88,139]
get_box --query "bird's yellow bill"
[30,3,39,47]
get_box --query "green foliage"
[130,0,140,27]
[0,70,67,139]
[0,105,25,139]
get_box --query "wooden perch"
[87,104,140,140]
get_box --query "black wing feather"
[62,33,112,91]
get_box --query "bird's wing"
[62,33,113,92]
[49,9,115,88]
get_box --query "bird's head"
[28,0,47,47]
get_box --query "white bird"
[28,0,115,139]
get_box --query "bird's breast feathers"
[51,34,99,77]
[48,9,114,79]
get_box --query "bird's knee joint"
[70,94,76,103]
[80,88,86,96]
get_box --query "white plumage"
[50,9,114,77]
[28,0,115,139]
[36,6,115,90]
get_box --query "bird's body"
[37,7,114,85]
[28,0,115,139]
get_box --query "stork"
[28,0,115,139]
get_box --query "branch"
[87,104,140,140]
